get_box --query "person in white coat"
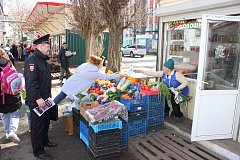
[53,55,123,105]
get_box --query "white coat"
[61,63,120,100]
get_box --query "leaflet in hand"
[33,98,55,117]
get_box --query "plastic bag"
[85,101,128,124]
[62,101,75,117]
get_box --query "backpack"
[0,62,24,104]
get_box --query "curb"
[165,121,240,160]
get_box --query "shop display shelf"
[89,139,120,157]
[80,132,89,147]
[147,115,164,127]
[89,119,122,133]
[128,119,147,138]
[128,112,147,121]
[80,120,89,139]
[89,128,121,145]
[119,98,146,111]
[88,150,120,160]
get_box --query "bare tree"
[99,0,147,72]
[68,0,107,61]
[5,0,33,44]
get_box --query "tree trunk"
[106,27,122,72]
[85,32,92,61]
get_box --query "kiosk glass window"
[202,21,240,90]
[164,20,201,79]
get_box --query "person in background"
[17,44,23,61]
[134,59,189,120]
[0,48,22,143]
[4,46,14,65]
[24,34,56,160]
[58,42,76,85]
[53,55,123,105]
[23,44,28,61]
[10,44,18,63]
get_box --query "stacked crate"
[120,118,128,149]
[143,94,165,132]
[73,108,80,136]
[119,98,147,139]
[80,114,89,147]
[88,120,122,160]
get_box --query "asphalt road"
[121,54,157,72]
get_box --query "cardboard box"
[80,101,99,121]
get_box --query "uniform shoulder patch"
[29,64,35,72]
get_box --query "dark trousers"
[165,93,183,117]
[29,105,50,156]
[59,66,70,81]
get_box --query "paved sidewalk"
[0,62,137,160]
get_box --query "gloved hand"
[72,52,76,56]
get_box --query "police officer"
[24,34,56,160]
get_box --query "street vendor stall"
[65,74,167,160]
[156,0,240,142]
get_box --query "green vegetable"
[120,80,131,92]
[106,91,115,96]
[117,77,126,90]
[154,82,172,101]
[90,94,97,101]
[75,93,86,99]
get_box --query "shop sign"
[168,20,201,30]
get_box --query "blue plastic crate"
[147,102,162,111]
[147,115,164,127]
[129,84,135,89]
[142,94,162,104]
[119,98,145,111]
[147,109,164,119]
[90,119,122,133]
[128,119,147,138]
[80,132,89,147]
[80,120,89,137]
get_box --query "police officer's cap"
[33,34,50,45]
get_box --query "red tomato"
[145,86,150,90]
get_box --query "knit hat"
[164,59,174,70]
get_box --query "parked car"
[121,44,146,58]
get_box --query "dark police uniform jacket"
[24,49,51,106]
